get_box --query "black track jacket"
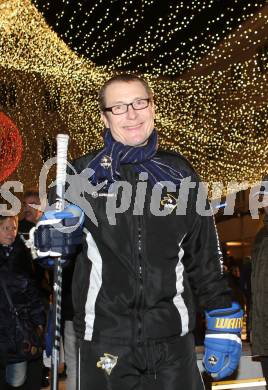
[68,149,231,344]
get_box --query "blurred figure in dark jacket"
[0,214,46,390]
[18,190,42,241]
[251,175,268,387]
[19,190,51,388]
[251,206,268,388]
[239,256,251,342]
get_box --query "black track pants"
[78,333,205,390]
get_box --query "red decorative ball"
[0,112,23,182]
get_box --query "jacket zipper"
[137,216,144,344]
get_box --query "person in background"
[19,191,51,388]
[239,256,251,342]
[0,214,45,390]
[227,260,246,310]
[35,73,243,390]
[18,190,43,241]
[251,183,268,388]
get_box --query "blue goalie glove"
[203,302,243,380]
[34,204,84,267]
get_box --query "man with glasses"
[35,74,243,389]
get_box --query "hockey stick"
[51,133,69,390]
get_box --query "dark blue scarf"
[89,129,184,187]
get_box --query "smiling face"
[101,80,155,147]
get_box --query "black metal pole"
[51,257,62,390]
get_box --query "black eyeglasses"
[103,98,151,115]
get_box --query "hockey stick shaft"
[51,134,69,390]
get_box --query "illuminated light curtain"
[0,0,267,196]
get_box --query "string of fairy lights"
[0,0,267,197]
[33,0,267,77]
[188,11,268,75]
[103,1,264,76]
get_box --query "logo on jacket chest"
[97,353,118,375]
[100,155,112,169]
[160,193,177,212]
